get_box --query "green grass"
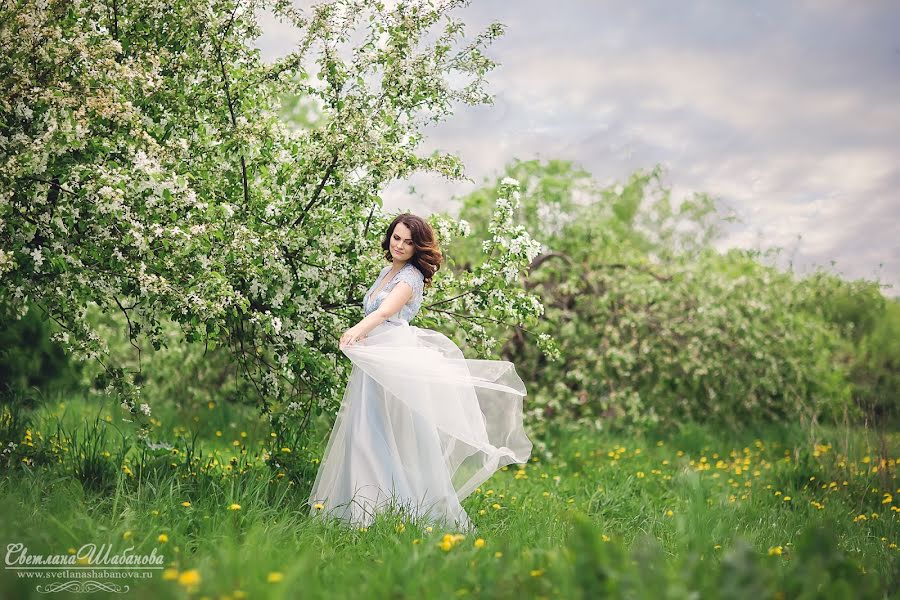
[0,394,897,599]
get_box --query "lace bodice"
[363,262,425,325]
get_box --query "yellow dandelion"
[267,571,284,583]
[162,568,179,581]
[665,510,674,517]
[313,503,324,510]
[783,496,791,502]
[494,551,503,558]
[530,569,545,577]
[768,546,783,556]
[178,569,201,587]
[158,533,169,543]
[181,501,191,507]
[122,531,132,540]
[492,503,501,510]
[228,503,241,511]
[474,538,486,549]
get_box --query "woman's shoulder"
[403,262,425,280]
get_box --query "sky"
[254,0,900,296]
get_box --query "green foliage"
[0,303,82,401]
[449,159,893,434]
[793,273,899,424]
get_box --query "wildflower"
[313,503,324,510]
[474,538,486,549]
[768,546,783,556]
[530,569,544,577]
[783,496,791,502]
[162,568,179,581]
[267,572,284,583]
[439,533,466,551]
[178,569,201,587]
[122,531,132,540]
[492,503,502,510]
[665,510,674,517]
[158,534,169,543]
[181,501,191,507]
[228,503,241,511]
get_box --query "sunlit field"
[1,393,896,599]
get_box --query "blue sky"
[255,1,900,296]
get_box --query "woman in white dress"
[307,214,533,533]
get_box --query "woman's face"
[390,222,415,262]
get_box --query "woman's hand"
[339,326,367,348]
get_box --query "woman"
[307,214,532,533]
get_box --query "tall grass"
[0,394,896,599]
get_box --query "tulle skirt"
[306,320,532,533]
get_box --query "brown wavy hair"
[381,213,443,289]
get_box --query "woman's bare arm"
[339,282,413,347]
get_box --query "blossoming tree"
[0,0,557,437]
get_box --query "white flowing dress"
[307,262,533,533]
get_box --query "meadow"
[1,392,897,599]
